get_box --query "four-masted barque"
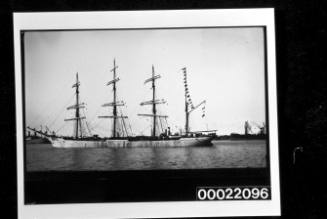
[27,60,215,148]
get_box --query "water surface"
[26,140,267,171]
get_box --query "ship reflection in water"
[26,139,266,171]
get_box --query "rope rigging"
[181,67,206,133]
[139,124,152,136]
[34,66,211,138]
[55,122,67,134]
[46,93,75,131]
[119,107,132,137]
[31,79,75,126]
[82,108,93,136]
[182,67,206,117]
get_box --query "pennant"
[201,104,206,117]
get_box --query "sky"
[24,27,266,137]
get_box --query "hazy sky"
[25,27,266,137]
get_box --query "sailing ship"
[27,60,215,148]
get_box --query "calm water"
[26,140,267,171]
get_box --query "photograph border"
[14,9,280,218]
[21,25,271,204]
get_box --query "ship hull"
[48,136,213,148]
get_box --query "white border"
[14,9,280,219]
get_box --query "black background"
[1,0,327,218]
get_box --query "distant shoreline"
[214,134,266,141]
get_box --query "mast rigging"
[98,59,128,138]
[139,65,167,137]
[64,73,86,138]
[182,67,206,133]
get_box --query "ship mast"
[182,67,206,134]
[112,59,118,137]
[138,65,167,137]
[75,73,80,138]
[64,73,86,138]
[151,66,157,137]
[98,59,128,138]
[185,92,189,133]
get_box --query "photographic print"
[25,27,267,171]
[15,9,280,218]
